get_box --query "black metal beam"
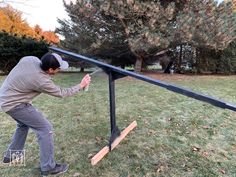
[49,46,236,112]
[108,71,121,151]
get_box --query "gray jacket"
[0,56,81,112]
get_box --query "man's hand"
[79,74,91,89]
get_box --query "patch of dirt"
[123,71,235,82]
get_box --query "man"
[0,52,91,176]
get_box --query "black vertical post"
[108,71,121,151]
[108,72,116,133]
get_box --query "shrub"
[0,32,48,74]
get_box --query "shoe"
[41,163,69,176]
[2,157,11,164]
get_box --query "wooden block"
[91,120,137,166]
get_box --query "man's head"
[40,53,69,75]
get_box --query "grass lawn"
[0,73,235,177]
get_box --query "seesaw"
[49,47,236,166]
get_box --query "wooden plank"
[91,121,137,166]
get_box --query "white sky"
[6,0,224,32]
[7,0,70,31]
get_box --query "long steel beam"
[49,46,236,112]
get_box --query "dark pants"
[5,103,56,171]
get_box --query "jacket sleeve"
[38,78,81,98]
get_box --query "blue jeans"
[5,103,56,171]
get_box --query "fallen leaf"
[192,146,201,152]
[88,153,94,159]
[95,136,102,142]
[156,165,164,173]
[148,130,155,135]
[219,169,226,174]
[202,151,209,157]
[73,172,80,177]
[202,125,210,129]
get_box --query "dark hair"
[40,53,60,71]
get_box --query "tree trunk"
[80,67,84,72]
[195,48,201,73]
[178,44,183,71]
[134,56,143,72]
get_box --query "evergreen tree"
[57,0,133,70]
[0,32,48,74]
[58,0,236,72]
